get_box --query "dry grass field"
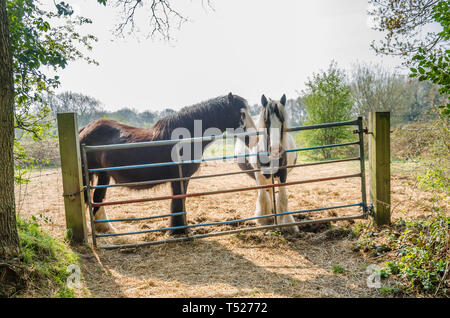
[15,158,448,298]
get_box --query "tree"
[140,110,158,126]
[409,1,449,115]
[285,98,306,126]
[0,0,19,258]
[8,0,97,139]
[401,78,445,122]
[49,91,104,127]
[158,108,177,119]
[350,62,446,124]
[100,0,208,40]
[247,104,260,118]
[0,0,199,257]
[350,62,409,121]
[368,0,449,115]
[2,0,97,257]
[301,61,354,159]
[8,0,98,185]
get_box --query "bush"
[387,213,449,295]
[300,61,354,160]
[14,217,80,297]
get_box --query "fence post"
[57,112,88,243]
[369,112,391,226]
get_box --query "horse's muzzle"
[268,145,283,160]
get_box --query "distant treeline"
[47,91,307,129]
[46,63,445,130]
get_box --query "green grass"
[332,265,345,274]
[17,216,81,297]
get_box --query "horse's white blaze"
[268,109,283,159]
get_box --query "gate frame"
[57,112,390,246]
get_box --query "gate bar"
[87,141,360,173]
[98,214,366,250]
[81,143,97,247]
[83,129,264,152]
[357,117,368,212]
[94,211,187,223]
[96,203,363,237]
[83,119,360,153]
[92,173,362,207]
[287,119,359,132]
[91,157,361,190]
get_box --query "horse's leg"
[254,172,273,225]
[169,180,189,235]
[276,178,299,233]
[92,172,115,233]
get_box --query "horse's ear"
[261,94,268,108]
[227,92,234,103]
[280,94,286,106]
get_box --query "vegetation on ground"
[0,216,80,298]
[352,156,449,297]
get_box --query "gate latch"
[363,203,375,217]
[353,127,370,134]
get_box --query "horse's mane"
[79,94,248,146]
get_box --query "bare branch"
[112,0,190,40]
[368,0,447,63]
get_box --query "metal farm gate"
[74,117,372,250]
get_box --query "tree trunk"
[0,0,19,258]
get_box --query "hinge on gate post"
[363,203,375,217]
[62,186,87,200]
[353,127,370,134]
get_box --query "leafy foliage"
[368,0,447,59]
[385,213,449,296]
[352,156,449,296]
[369,0,449,116]
[6,0,97,182]
[409,1,450,115]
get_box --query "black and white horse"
[236,94,299,233]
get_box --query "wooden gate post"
[369,112,391,226]
[57,113,88,243]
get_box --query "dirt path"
[15,160,447,297]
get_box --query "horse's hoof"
[169,228,189,236]
[281,225,299,234]
[95,222,116,234]
[256,218,273,226]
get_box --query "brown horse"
[79,93,255,235]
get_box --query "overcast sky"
[53,0,405,112]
